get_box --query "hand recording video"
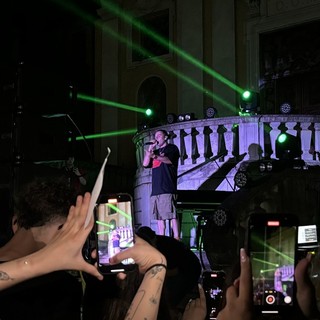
[95,194,135,273]
[250,222,297,309]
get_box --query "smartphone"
[202,270,225,320]
[95,193,136,274]
[247,213,298,316]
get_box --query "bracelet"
[145,263,167,274]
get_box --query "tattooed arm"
[110,236,167,320]
[0,193,102,291]
[125,264,166,320]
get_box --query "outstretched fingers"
[239,248,252,301]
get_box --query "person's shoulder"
[156,235,187,250]
[166,143,179,152]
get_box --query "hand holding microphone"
[145,140,158,154]
[144,140,158,146]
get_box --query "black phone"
[202,270,225,320]
[247,213,299,316]
[95,193,136,274]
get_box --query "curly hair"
[14,177,78,229]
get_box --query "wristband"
[145,263,167,274]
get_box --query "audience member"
[83,225,202,320]
[181,284,207,320]
[217,249,320,320]
[295,252,320,319]
[136,226,202,318]
[0,192,168,320]
[0,177,83,320]
[217,248,253,320]
[0,192,102,292]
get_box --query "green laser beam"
[69,128,137,141]
[252,233,295,264]
[97,20,235,110]
[107,203,132,220]
[101,0,243,94]
[96,220,114,228]
[51,0,236,111]
[252,257,279,267]
[260,268,279,273]
[97,230,112,235]
[77,93,147,113]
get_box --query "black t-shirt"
[0,269,83,320]
[151,144,180,196]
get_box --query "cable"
[66,114,93,160]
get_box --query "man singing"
[143,129,180,239]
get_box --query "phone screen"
[95,193,136,274]
[298,224,318,248]
[248,214,298,315]
[202,271,225,320]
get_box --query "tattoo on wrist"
[0,271,14,281]
[149,294,158,305]
[145,263,167,276]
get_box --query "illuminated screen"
[250,224,297,308]
[203,271,225,320]
[96,199,134,266]
[298,225,317,244]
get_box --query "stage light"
[177,113,195,122]
[166,113,177,124]
[138,122,150,131]
[145,108,153,117]
[184,112,195,121]
[276,133,301,160]
[202,209,237,269]
[239,90,259,115]
[259,162,266,172]
[204,106,218,119]
[212,208,228,227]
[279,102,292,114]
[234,171,248,188]
[177,114,185,122]
[259,161,273,173]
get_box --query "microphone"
[144,141,158,146]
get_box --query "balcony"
[132,114,320,242]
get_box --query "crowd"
[0,176,319,320]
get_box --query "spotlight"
[204,106,218,119]
[212,208,228,227]
[177,114,185,122]
[138,122,150,131]
[276,133,301,160]
[166,113,177,124]
[279,102,292,114]
[145,108,153,117]
[184,112,195,121]
[234,171,249,188]
[177,113,195,122]
[239,90,259,115]
[259,161,273,172]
